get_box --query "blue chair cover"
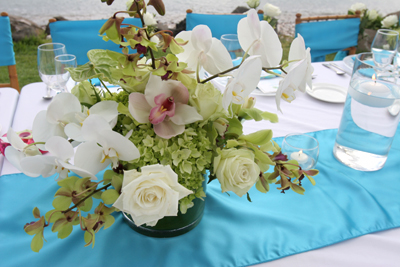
[50,18,142,65]
[0,16,16,66]
[186,13,264,40]
[295,18,360,62]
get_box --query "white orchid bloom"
[129,75,203,139]
[175,25,233,75]
[73,114,140,175]
[18,136,97,180]
[64,100,119,142]
[222,55,262,111]
[4,128,42,176]
[32,93,82,146]
[238,9,282,68]
[287,34,314,93]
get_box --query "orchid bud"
[213,118,229,136]
[148,0,166,16]
[247,0,260,9]
[99,17,124,42]
[127,0,145,13]
[242,97,256,109]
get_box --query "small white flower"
[349,3,367,13]
[367,9,379,21]
[263,3,281,18]
[113,164,193,226]
[381,15,399,29]
[143,12,157,26]
[247,0,260,9]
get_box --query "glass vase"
[123,175,207,238]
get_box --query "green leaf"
[104,215,115,230]
[52,196,72,210]
[255,175,270,193]
[80,197,93,212]
[290,183,305,195]
[31,233,44,253]
[57,224,73,239]
[304,174,316,186]
[111,175,123,192]
[246,192,252,202]
[239,108,263,121]
[32,207,41,219]
[239,129,273,146]
[225,117,243,137]
[101,189,120,205]
[247,143,275,165]
[261,111,279,123]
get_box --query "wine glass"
[221,34,244,66]
[371,29,399,72]
[55,54,77,93]
[37,43,67,97]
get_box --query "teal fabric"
[295,18,360,62]
[333,50,349,61]
[0,16,16,66]
[50,18,142,65]
[186,13,264,39]
[1,128,400,266]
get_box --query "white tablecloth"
[1,62,399,266]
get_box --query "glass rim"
[376,29,400,36]
[220,34,238,40]
[38,42,66,51]
[55,54,76,62]
[283,133,319,151]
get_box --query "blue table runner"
[1,128,400,266]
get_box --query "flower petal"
[259,22,282,67]
[175,30,194,63]
[100,130,140,161]
[19,155,57,178]
[154,120,185,139]
[7,128,26,150]
[64,123,85,142]
[44,136,74,161]
[129,92,152,123]
[74,141,111,175]
[32,110,67,146]
[4,146,36,176]
[46,93,81,124]
[81,114,112,142]
[170,104,203,125]
[89,100,119,124]
[191,25,213,52]
[203,39,234,75]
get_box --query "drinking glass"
[221,34,244,63]
[55,54,77,93]
[371,29,399,71]
[333,52,400,171]
[282,133,319,170]
[37,43,67,94]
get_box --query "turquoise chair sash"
[186,13,264,39]
[295,18,360,62]
[50,18,142,65]
[0,16,16,66]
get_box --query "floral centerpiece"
[3,0,318,252]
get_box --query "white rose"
[113,164,193,226]
[263,3,281,18]
[381,15,399,28]
[366,9,379,21]
[191,83,223,120]
[143,13,157,26]
[349,3,367,13]
[247,0,260,9]
[214,148,260,197]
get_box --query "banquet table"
[1,61,400,266]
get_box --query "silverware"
[322,63,345,75]
[329,63,352,75]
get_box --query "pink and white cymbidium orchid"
[129,75,203,139]
[18,136,97,181]
[237,9,282,68]
[175,25,233,75]
[222,55,262,111]
[275,34,313,112]
[73,114,140,175]
[32,93,119,145]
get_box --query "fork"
[329,63,351,75]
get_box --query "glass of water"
[333,52,400,171]
[371,29,399,72]
[55,54,77,93]
[282,133,319,170]
[221,34,244,63]
[37,43,67,94]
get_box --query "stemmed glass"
[55,54,77,93]
[37,43,67,98]
[371,29,399,73]
[221,34,244,65]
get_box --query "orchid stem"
[135,2,156,69]
[99,80,114,96]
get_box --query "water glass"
[333,52,400,171]
[37,43,67,93]
[220,34,243,61]
[55,54,77,93]
[282,133,319,170]
[371,29,399,71]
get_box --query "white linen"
[1,62,399,266]
[0,87,19,173]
